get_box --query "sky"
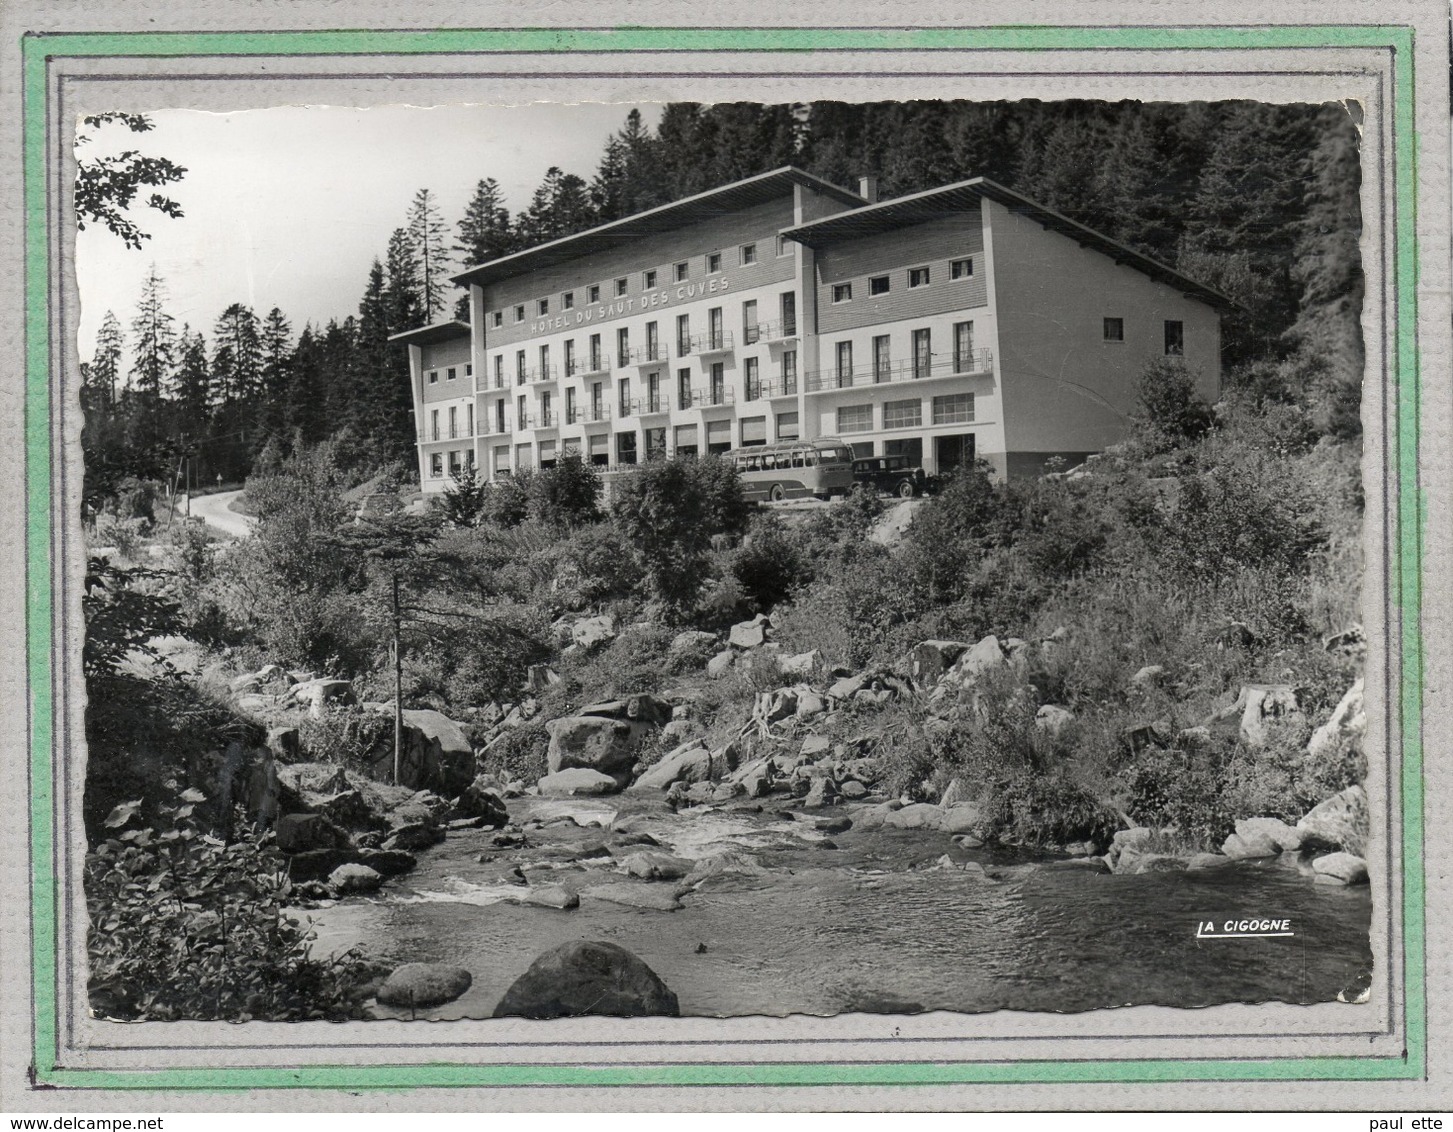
[75,102,662,361]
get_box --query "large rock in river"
[364,708,475,797]
[539,768,621,797]
[630,743,712,792]
[1296,784,1368,852]
[492,940,680,1019]
[377,963,473,1008]
[545,715,639,780]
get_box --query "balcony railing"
[635,397,670,415]
[743,319,797,345]
[418,428,476,442]
[536,410,558,428]
[567,358,611,378]
[629,345,668,366]
[567,405,613,424]
[804,349,994,392]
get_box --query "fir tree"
[255,307,294,454]
[128,265,177,403]
[172,326,211,430]
[211,303,263,407]
[455,177,513,267]
[90,310,125,411]
[406,188,453,322]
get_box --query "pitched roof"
[780,176,1234,311]
[452,166,864,289]
[388,319,471,346]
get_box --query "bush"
[731,515,809,613]
[297,707,392,771]
[528,454,602,528]
[1135,357,1214,445]
[482,725,550,783]
[86,787,376,1021]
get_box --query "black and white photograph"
[73,93,1377,1024]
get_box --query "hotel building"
[395,166,1226,493]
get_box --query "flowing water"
[307,799,1373,1020]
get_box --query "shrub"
[437,463,488,527]
[482,725,550,784]
[1135,357,1214,444]
[527,454,602,528]
[731,515,809,613]
[297,707,392,771]
[86,787,376,1021]
[482,471,534,528]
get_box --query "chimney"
[858,175,879,203]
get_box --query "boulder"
[908,640,970,684]
[517,885,579,910]
[731,758,774,799]
[800,734,832,760]
[1034,704,1074,738]
[804,777,838,808]
[1207,684,1304,748]
[728,613,771,650]
[1296,785,1368,853]
[667,630,720,670]
[706,649,738,679]
[525,664,561,694]
[939,803,983,835]
[1221,832,1279,859]
[754,687,799,724]
[361,708,475,796]
[1311,852,1369,885]
[1129,665,1166,690]
[1107,827,1152,867]
[1235,817,1302,852]
[938,778,969,807]
[839,780,869,801]
[659,717,703,746]
[795,690,826,720]
[538,768,621,797]
[1307,678,1365,764]
[275,811,349,853]
[327,862,383,894]
[382,822,445,852]
[266,726,302,762]
[936,635,1006,695]
[376,963,473,1009]
[456,776,510,828]
[493,941,680,1019]
[828,673,869,701]
[358,848,417,876]
[545,715,638,779]
[292,678,357,718]
[884,803,942,830]
[571,614,617,652]
[581,883,685,912]
[778,651,820,679]
[630,744,712,792]
[288,847,361,882]
[620,851,694,881]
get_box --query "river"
[306,796,1373,1020]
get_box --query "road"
[181,489,255,538]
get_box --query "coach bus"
[725,438,856,502]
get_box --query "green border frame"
[22,24,1424,1091]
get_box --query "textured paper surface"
[0,0,1448,1111]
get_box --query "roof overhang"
[780,176,1236,312]
[388,319,472,346]
[453,166,864,290]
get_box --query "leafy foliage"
[74,113,186,250]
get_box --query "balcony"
[636,397,670,416]
[804,349,995,392]
[680,331,735,357]
[629,345,669,367]
[694,386,736,408]
[535,410,558,428]
[475,373,509,394]
[743,319,798,345]
[418,429,476,443]
[567,405,613,425]
[567,358,611,379]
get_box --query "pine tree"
[128,265,177,403]
[255,307,293,454]
[211,303,262,407]
[286,324,326,445]
[172,326,211,430]
[406,188,452,322]
[90,310,125,411]
[455,177,513,267]
[384,228,425,333]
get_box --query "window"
[745,356,761,400]
[873,335,892,383]
[430,409,439,440]
[674,423,699,457]
[589,333,602,372]
[781,291,796,336]
[540,390,552,426]
[710,362,725,405]
[618,378,631,417]
[495,401,505,434]
[883,398,922,429]
[492,310,503,328]
[565,387,576,423]
[740,416,767,447]
[539,344,550,379]
[781,350,798,395]
[446,367,457,381]
[464,449,475,469]
[1103,317,1124,342]
[465,403,474,436]
[514,304,525,322]
[646,371,661,413]
[1164,320,1185,356]
[743,299,759,344]
[674,261,689,282]
[428,369,438,385]
[591,382,604,420]
[836,340,855,386]
[448,406,458,438]
[832,283,853,304]
[564,340,576,376]
[909,266,931,288]
[615,277,628,297]
[562,291,574,310]
[538,298,549,316]
[644,269,658,290]
[913,328,932,378]
[837,404,874,433]
[951,257,974,279]
[516,395,526,426]
[707,252,722,274]
[676,314,691,356]
[850,442,874,460]
[493,355,503,388]
[588,284,600,303]
[678,369,692,410]
[777,234,792,256]
[708,307,723,350]
[645,427,668,460]
[465,364,472,376]
[776,411,800,441]
[516,443,533,470]
[616,431,638,465]
[953,321,975,373]
[933,393,975,425]
[515,350,526,384]
[869,275,890,296]
[430,452,443,478]
[646,321,659,360]
[741,243,757,265]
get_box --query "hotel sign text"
[527,276,734,336]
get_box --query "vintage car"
[850,454,933,498]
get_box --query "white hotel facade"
[396,166,1226,494]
